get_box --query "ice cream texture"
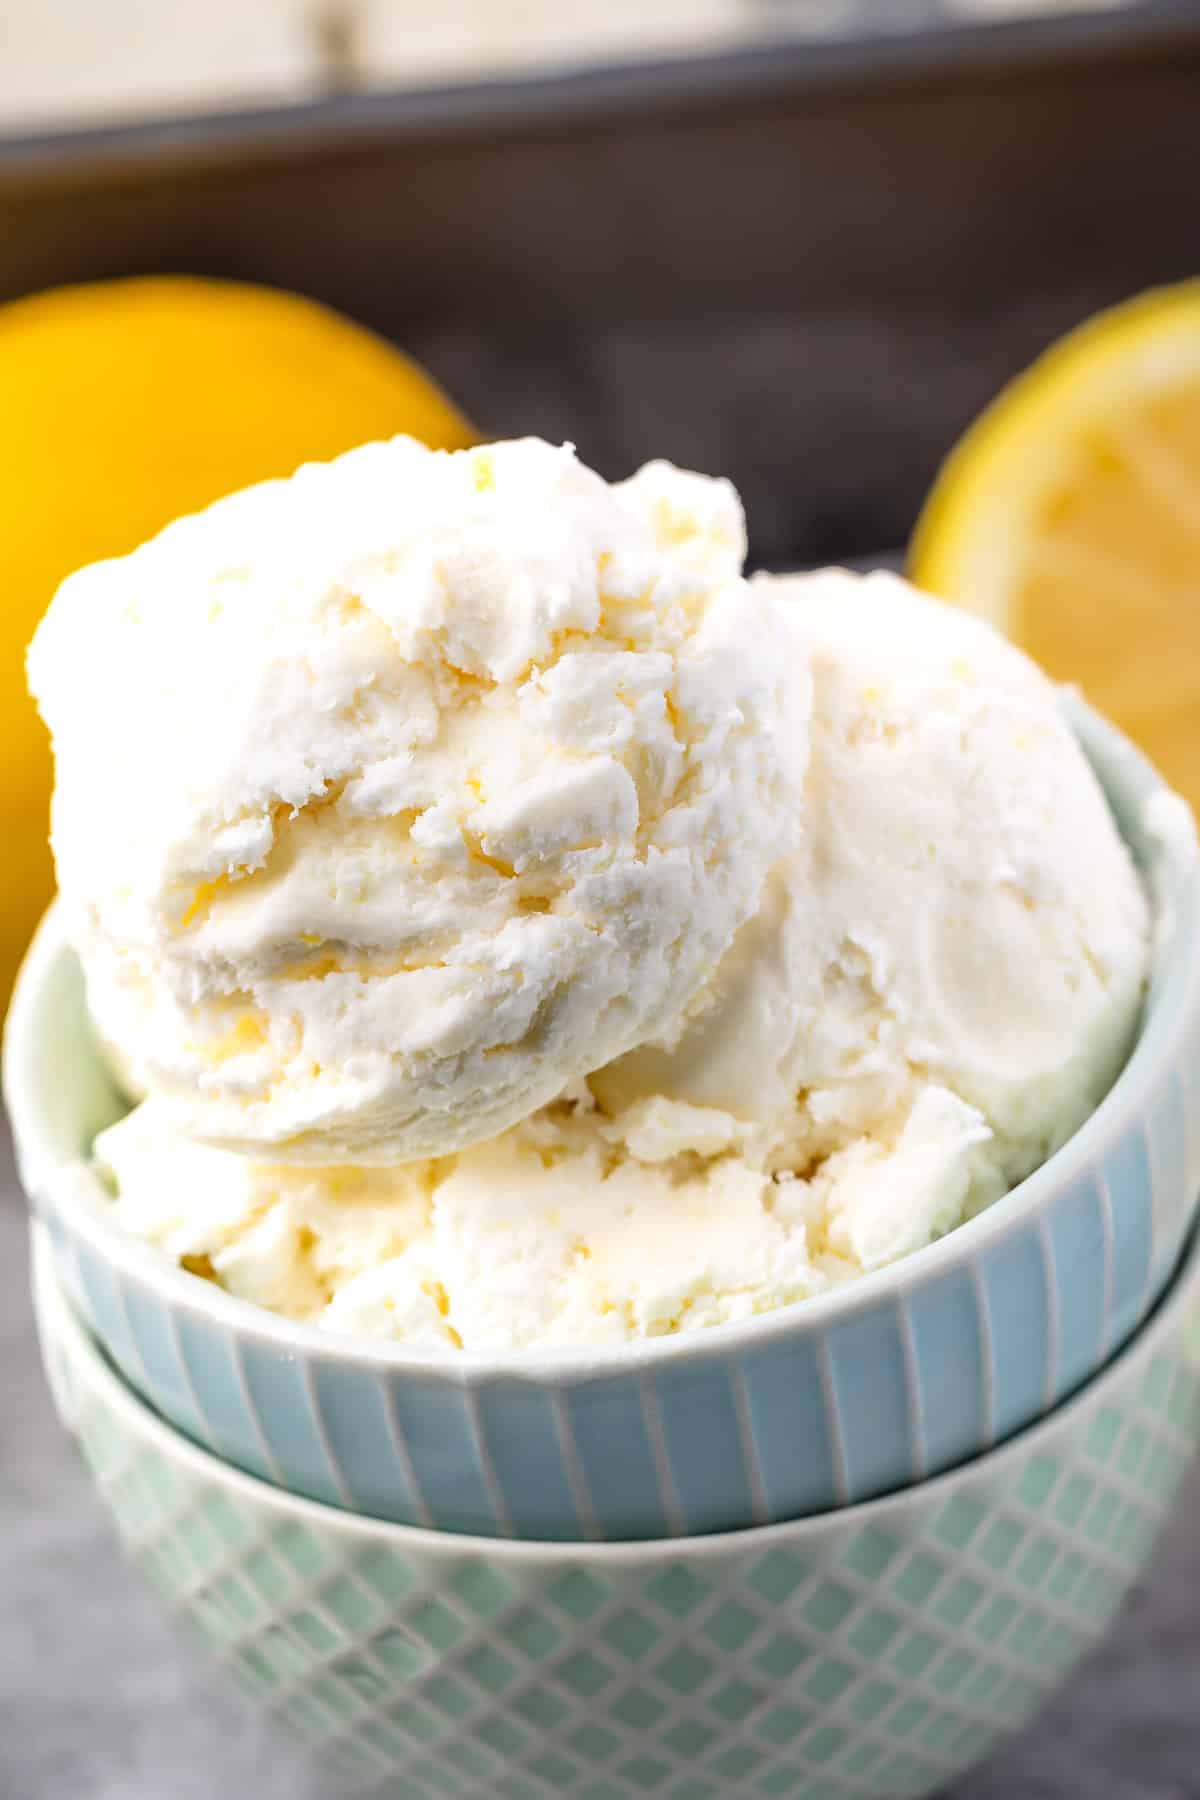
[30,437,805,1164]
[61,496,1153,1346]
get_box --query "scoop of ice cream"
[594,569,1151,1186]
[94,1079,995,1348]
[29,437,805,1162]
[89,571,1152,1350]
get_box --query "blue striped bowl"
[6,700,1200,1542]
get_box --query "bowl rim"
[31,1213,1200,1560]
[7,696,1200,1384]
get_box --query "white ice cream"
[596,570,1152,1190]
[85,566,1152,1350]
[30,438,805,1163]
[94,1078,994,1349]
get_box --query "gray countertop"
[2,1122,1197,1800]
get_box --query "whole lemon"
[2,276,475,1006]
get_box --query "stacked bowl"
[8,698,1200,1800]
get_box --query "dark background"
[4,8,1200,573]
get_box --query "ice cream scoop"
[595,569,1152,1189]
[92,1077,992,1349]
[85,569,1153,1349]
[29,438,806,1163]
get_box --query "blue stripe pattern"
[1106,1130,1154,1350]
[981,1228,1053,1443]
[824,1307,914,1500]
[652,1359,756,1536]
[310,1360,426,1524]
[909,1267,989,1477]
[385,1380,499,1537]
[477,1384,585,1542]
[740,1338,839,1521]
[562,1379,670,1540]
[167,1311,274,1488]
[234,1338,342,1503]
[1049,1176,1109,1399]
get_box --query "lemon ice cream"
[94,1078,992,1349]
[596,570,1152,1194]
[76,555,1152,1350]
[30,437,805,1164]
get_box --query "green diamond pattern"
[894,1551,945,1606]
[619,1753,672,1790]
[655,1647,714,1695]
[701,1600,758,1652]
[712,1743,765,1781]
[756,1703,812,1747]
[645,1567,707,1618]
[507,1608,564,1660]
[462,1643,520,1694]
[290,1607,341,1655]
[243,1547,292,1606]
[201,1489,252,1552]
[932,1496,986,1550]
[453,1562,516,1619]
[935,1576,984,1628]
[571,1723,623,1762]
[614,1688,668,1731]
[409,1597,467,1651]
[548,1570,607,1621]
[443,1738,494,1782]
[425,1672,474,1719]
[558,1651,616,1699]
[977,1518,1023,1572]
[841,1528,902,1581]
[50,1288,1200,1800]
[532,1750,582,1787]
[514,1686,570,1730]
[320,1573,379,1633]
[848,1608,903,1658]
[603,1610,661,1661]
[754,1634,809,1679]
[804,1659,855,1705]
[478,1715,528,1759]
[707,1679,765,1724]
[802,1581,856,1631]
[356,1545,418,1603]
[849,1678,896,1724]
[661,1720,717,1759]
[273,1521,328,1579]
[748,1553,809,1605]
[370,1627,430,1678]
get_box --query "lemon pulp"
[911,282,1200,815]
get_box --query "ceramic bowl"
[34,1219,1200,1800]
[8,700,1200,1541]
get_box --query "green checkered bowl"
[34,1221,1200,1800]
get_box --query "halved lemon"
[910,282,1200,814]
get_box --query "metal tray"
[3,3,1199,565]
